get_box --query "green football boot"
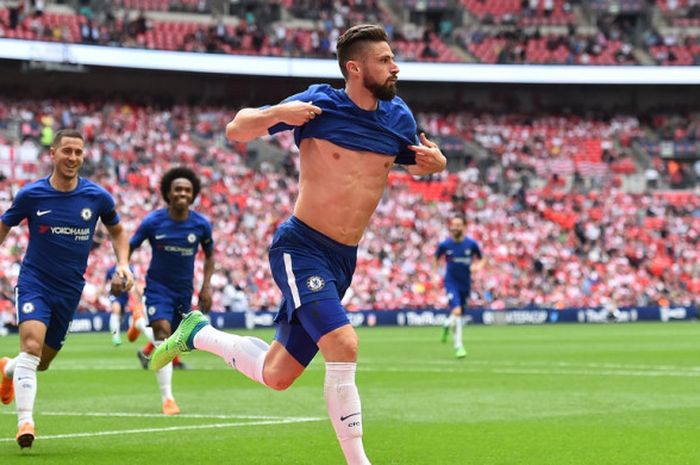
[455,347,467,359]
[440,325,449,343]
[151,311,209,370]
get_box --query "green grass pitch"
[1,322,699,464]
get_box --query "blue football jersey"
[435,237,482,290]
[267,84,419,164]
[130,208,213,294]
[1,177,120,297]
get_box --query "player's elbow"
[226,117,261,143]
[225,121,248,143]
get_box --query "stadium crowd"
[2,1,700,64]
[0,97,698,321]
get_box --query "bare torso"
[293,138,394,246]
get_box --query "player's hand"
[198,286,212,313]
[115,264,134,292]
[110,274,125,296]
[408,133,447,174]
[277,100,322,126]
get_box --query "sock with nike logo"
[14,352,40,427]
[324,362,371,465]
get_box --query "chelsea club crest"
[306,276,325,292]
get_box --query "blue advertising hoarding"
[55,305,697,334]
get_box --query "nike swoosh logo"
[155,235,167,240]
[340,412,361,422]
[36,210,52,216]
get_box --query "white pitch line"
[361,358,700,372]
[0,411,321,421]
[0,417,324,443]
[360,365,700,378]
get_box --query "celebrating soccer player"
[0,129,133,448]
[151,24,446,464]
[129,166,214,415]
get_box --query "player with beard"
[151,24,446,464]
[434,215,483,358]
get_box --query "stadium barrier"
[4,39,700,84]
[46,305,698,335]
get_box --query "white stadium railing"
[2,38,700,84]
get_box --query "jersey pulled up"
[267,84,418,164]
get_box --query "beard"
[364,74,397,101]
[450,231,464,241]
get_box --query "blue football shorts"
[15,285,81,351]
[268,216,357,366]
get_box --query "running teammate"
[0,129,133,448]
[129,167,214,415]
[434,215,483,358]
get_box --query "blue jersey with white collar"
[130,208,213,295]
[1,176,120,297]
[435,237,482,290]
[267,84,419,165]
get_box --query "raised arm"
[225,101,322,143]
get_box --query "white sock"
[3,355,18,377]
[153,341,173,402]
[135,317,155,343]
[109,313,121,337]
[443,314,455,328]
[324,362,371,465]
[454,316,464,349]
[14,352,40,427]
[193,325,268,386]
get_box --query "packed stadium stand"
[0,1,698,323]
[2,0,700,64]
[0,94,697,318]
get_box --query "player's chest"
[446,246,471,260]
[150,223,201,254]
[29,197,99,228]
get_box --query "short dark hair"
[52,129,83,147]
[160,166,201,204]
[337,24,389,79]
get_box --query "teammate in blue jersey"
[129,166,214,415]
[105,263,137,346]
[0,129,133,448]
[434,215,483,358]
[152,24,446,464]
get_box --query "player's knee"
[21,341,42,359]
[332,331,359,361]
[263,368,299,391]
